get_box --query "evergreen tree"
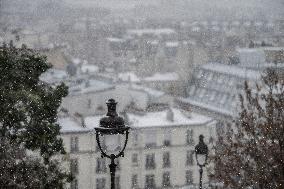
[213,69,284,189]
[0,43,71,188]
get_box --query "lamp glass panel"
[196,154,206,165]
[101,134,125,154]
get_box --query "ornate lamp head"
[97,99,128,135]
[95,99,129,159]
[195,135,209,166]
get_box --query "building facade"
[59,108,216,189]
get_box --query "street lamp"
[95,99,130,189]
[195,135,209,189]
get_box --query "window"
[162,172,171,187]
[145,154,155,170]
[145,131,156,148]
[186,150,194,166]
[163,152,170,168]
[71,178,78,189]
[132,174,138,188]
[96,158,107,173]
[132,131,139,146]
[70,136,79,152]
[70,158,78,175]
[132,153,138,166]
[96,178,106,189]
[115,176,120,189]
[186,129,194,145]
[163,131,171,146]
[87,99,91,109]
[185,170,193,185]
[145,175,155,189]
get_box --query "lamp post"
[95,99,130,189]
[195,135,209,189]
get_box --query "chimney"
[74,112,86,128]
[166,108,174,122]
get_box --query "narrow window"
[96,158,107,173]
[70,136,79,152]
[132,174,138,188]
[70,158,78,175]
[186,129,194,145]
[145,175,155,189]
[162,172,171,187]
[132,153,138,166]
[145,130,156,148]
[185,170,193,185]
[96,178,106,189]
[163,152,171,168]
[145,154,155,170]
[186,150,194,166]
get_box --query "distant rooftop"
[201,63,261,80]
[144,72,179,82]
[59,108,212,133]
[127,28,176,36]
[68,79,114,95]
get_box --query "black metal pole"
[109,154,117,189]
[199,165,203,189]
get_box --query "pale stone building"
[59,108,216,189]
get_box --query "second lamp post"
[95,99,130,189]
[195,135,209,189]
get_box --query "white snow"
[201,63,260,80]
[107,37,124,42]
[59,108,212,133]
[166,41,179,47]
[180,97,235,117]
[131,84,165,97]
[127,28,176,36]
[127,108,212,128]
[118,72,141,82]
[81,64,99,73]
[143,72,179,81]
[40,69,68,84]
[72,58,81,65]
[68,79,114,95]
[59,117,89,132]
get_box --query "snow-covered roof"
[58,117,89,133]
[59,108,212,133]
[180,97,235,117]
[143,72,179,82]
[166,41,179,47]
[127,108,212,128]
[118,72,141,82]
[72,58,81,65]
[127,28,176,36]
[131,84,165,97]
[68,79,114,95]
[81,64,99,73]
[40,69,68,84]
[106,37,125,42]
[201,63,261,80]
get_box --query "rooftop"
[59,108,212,133]
[201,63,261,80]
[127,28,176,36]
[68,79,114,95]
[144,72,179,81]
